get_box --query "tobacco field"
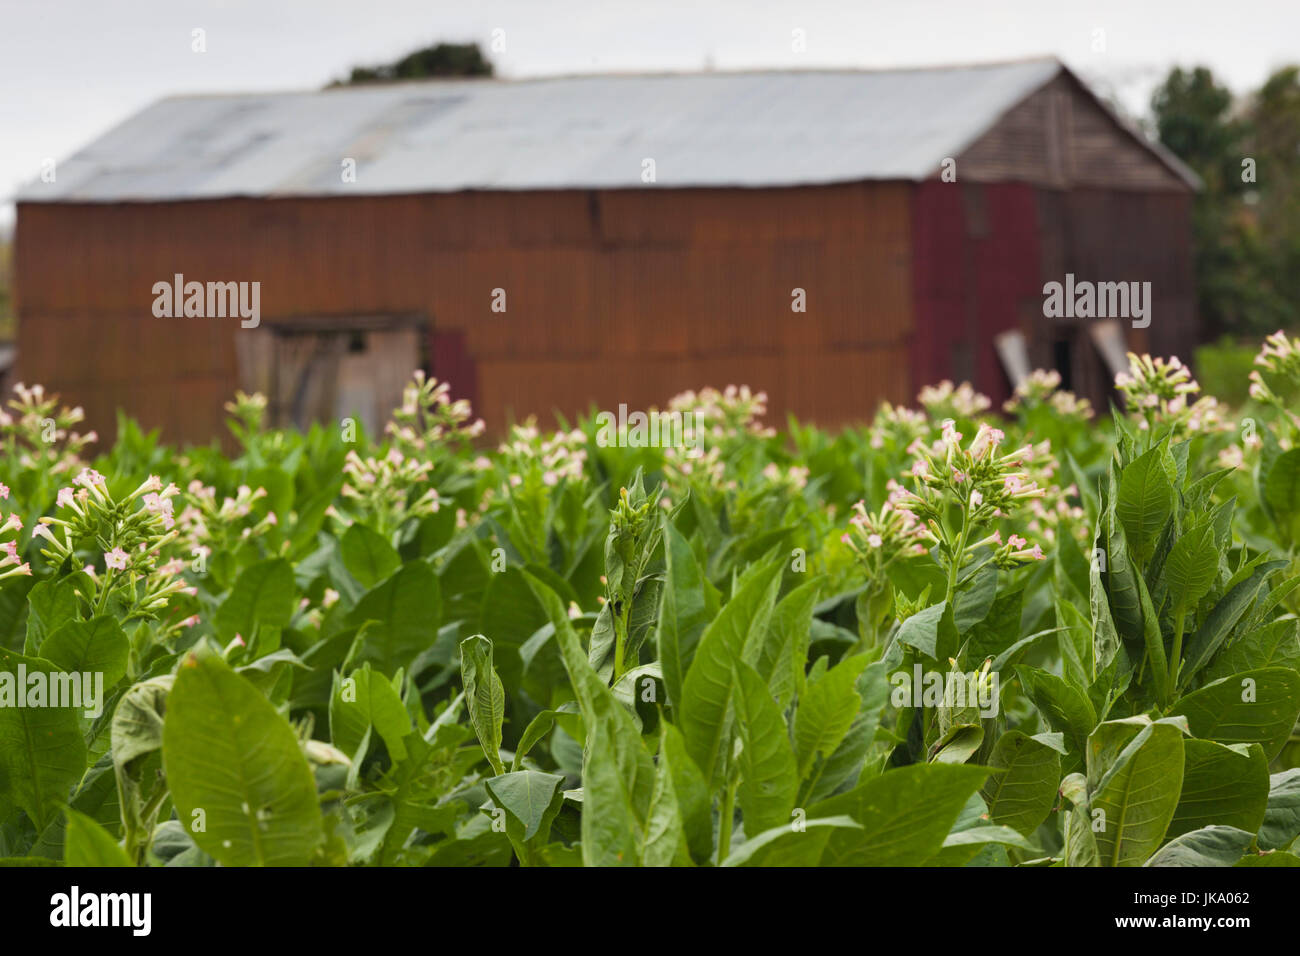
[2,333,1300,868]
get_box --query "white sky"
[2,0,1298,231]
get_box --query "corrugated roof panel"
[20,59,1083,201]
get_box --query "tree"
[333,42,494,86]
[1152,66,1300,337]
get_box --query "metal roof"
[16,58,1194,202]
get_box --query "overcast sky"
[3,0,1298,230]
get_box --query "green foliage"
[0,340,1297,868]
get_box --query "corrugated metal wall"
[15,182,916,443]
[910,178,1196,413]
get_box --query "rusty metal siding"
[15,182,916,443]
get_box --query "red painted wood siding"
[910,181,1042,408]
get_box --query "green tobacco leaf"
[795,653,871,788]
[63,808,132,867]
[348,560,441,674]
[1017,665,1096,757]
[720,816,862,867]
[927,824,1037,866]
[1087,716,1186,866]
[929,723,984,766]
[811,763,990,866]
[1103,463,1145,650]
[804,661,891,802]
[216,557,296,641]
[1180,561,1286,684]
[733,661,798,836]
[980,730,1062,836]
[762,579,819,709]
[1165,522,1218,611]
[162,653,322,866]
[1262,447,1300,544]
[1060,772,1100,868]
[581,718,648,866]
[1236,851,1300,866]
[896,601,957,661]
[1170,667,1300,761]
[110,675,172,767]
[1167,740,1268,840]
[40,617,129,694]
[954,564,998,633]
[525,574,656,866]
[511,710,557,772]
[329,663,411,763]
[1205,619,1300,682]
[460,635,505,777]
[339,523,401,589]
[658,521,711,715]
[1259,769,1300,851]
[587,602,617,683]
[679,558,783,787]
[1116,444,1176,565]
[1145,826,1255,867]
[963,589,1027,666]
[486,770,564,842]
[1135,570,1169,706]
[659,722,712,866]
[25,578,80,658]
[0,649,87,831]
[479,566,547,688]
[641,748,683,867]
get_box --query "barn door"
[237,323,421,435]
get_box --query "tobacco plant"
[1,335,1300,868]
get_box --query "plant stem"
[945,515,971,606]
[613,600,630,682]
[1168,605,1187,694]
[717,779,737,863]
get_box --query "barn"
[13,57,1199,444]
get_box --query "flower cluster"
[35,470,194,623]
[178,481,279,556]
[842,499,931,572]
[1115,353,1226,436]
[868,402,929,451]
[0,383,97,476]
[386,371,485,457]
[1255,329,1300,380]
[1003,369,1094,420]
[486,423,593,566]
[498,422,588,488]
[1005,437,1089,545]
[917,381,991,420]
[337,449,440,536]
[667,385,775,447]
[0,486,30,580]
[662,444,726,488]
[893,421,1047,585]
[760,462,810,492]
[224,390,268,434]
[1248,331,1300,443]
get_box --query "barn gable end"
[954,72,1196,191]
